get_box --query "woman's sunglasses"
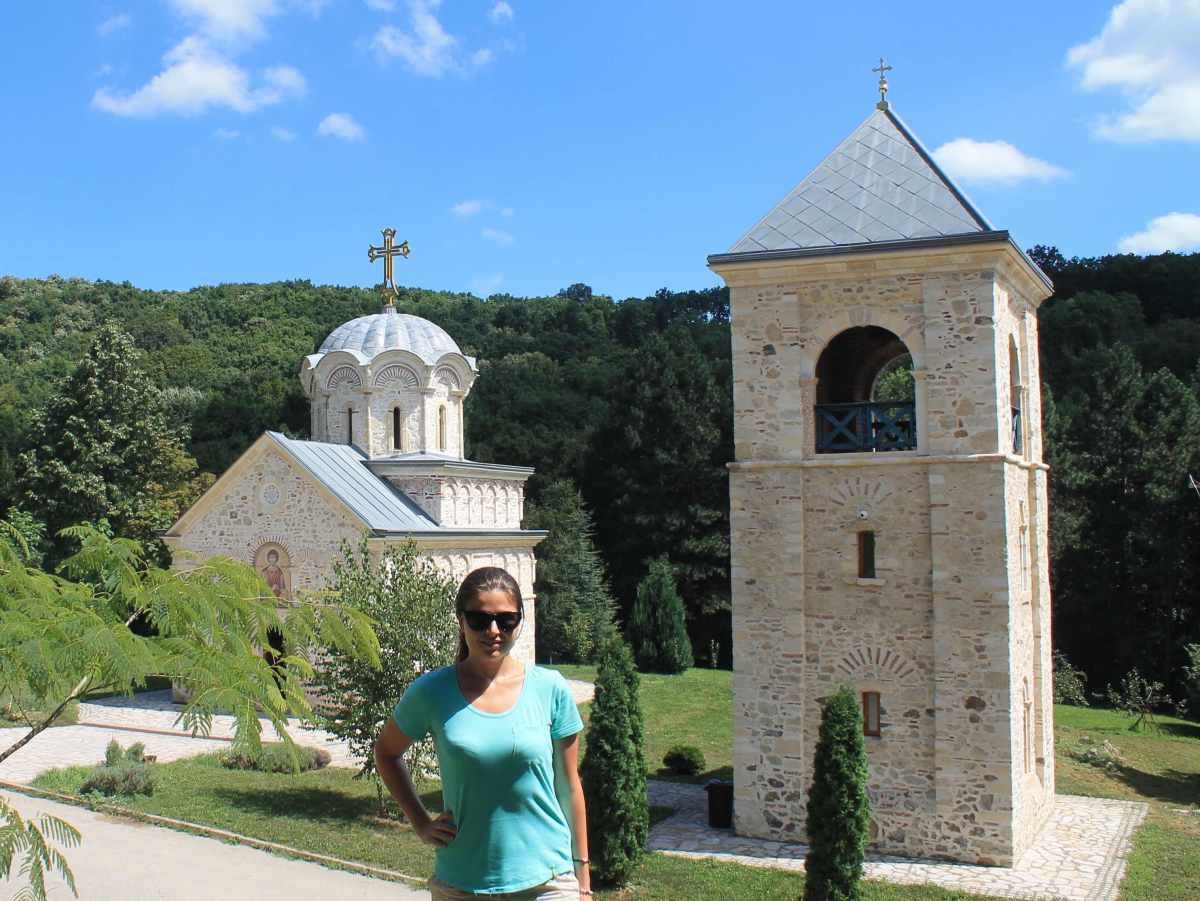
[461,610,522,633]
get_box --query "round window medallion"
[261,483,282,509]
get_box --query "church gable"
[165,437,366,596]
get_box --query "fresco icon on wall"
[255,542,292,603]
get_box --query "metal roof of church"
[316,308,470,367]
[267,432,442,533]
[714,106,996,261]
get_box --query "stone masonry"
[711,241,1055,865]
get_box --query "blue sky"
[1,1,1197,300]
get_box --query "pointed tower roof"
[708,105,1054,280]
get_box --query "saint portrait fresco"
[254,542,292,603]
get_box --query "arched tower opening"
[1009,337,1023,455]
[815,326,916,453]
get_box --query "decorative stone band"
[728,453,1049,472]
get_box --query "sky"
[1,0,1198,300]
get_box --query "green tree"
[525,480,617,663]
[310,540,458,802]
[628,558,693,674]
[804,687,871,901]
[17,322,206,563]
[0,525,379,900]
[579,639,648,886]
[584,326,732,635]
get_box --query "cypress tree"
[804,686,871,901]
[628,557,693,674]
[580,639,648,885]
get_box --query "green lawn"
[29,670,1200,900]
[1053,704,1200,901]
[550,664,733,782]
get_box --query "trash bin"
[704,779,733,828]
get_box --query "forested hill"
[2,249,1199,696]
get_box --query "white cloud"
[365,0,396,9]
[213,127,239,139]
[482,227,514,245]
[488,2,514,23]
[318,112,366,141]
[371,0,494,76]
[168,0,281,43]
[931,138,1068,185]
[1067,0,1200,141]
[451,200,484,217]
[1118,212,1200,253]
[92,37,305,117]
[271,125,297,141]
[471,273,504,295]
[98,13,131,36]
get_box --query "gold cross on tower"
[873,56,893,109]
[367,227,410,308]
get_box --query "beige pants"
[428,872,579,900]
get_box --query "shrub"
[1105,668,1175,731]
[580,639,648,886]
[804,687,871,901]
[1182,643,1200,715]
[80,741,155,797]
[1052,650,1089,706]
[628,558,693,674]
[662,745,705,776]
[219,743,332,774]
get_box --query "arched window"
[392,407,402,451]
[1022,679,1033,773]
[346,408,354,445]
[438,405,448,451]
[1010,338,1023,455]
[816,327,916,453]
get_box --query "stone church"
[164,303,543,665]
[708,93,1055,864]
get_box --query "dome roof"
[317,309,464,366]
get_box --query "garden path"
[648,780,1147,901]
[0,789,428,900]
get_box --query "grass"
[550,664,733,782]
[28,669,1200,899]
[1053,704,1200,901]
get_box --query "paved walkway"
[0,790,429,900]
[648,781,1148,901]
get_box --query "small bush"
[1068,735,1125,772]
[80,741,155,797]
[1182,643,1200,715]
[628,558,693,675]
[1052,650,1089,707]
[662,745,706,776]
[218,743,331,774]
[1105,668,1175,731]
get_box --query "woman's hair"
[454,567,524,662]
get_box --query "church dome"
[317,309,464,365]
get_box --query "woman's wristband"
[572,857,589,865]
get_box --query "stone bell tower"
[709,92,1055,865]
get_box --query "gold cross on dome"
[873,57,893,108]
[367,227,410,308]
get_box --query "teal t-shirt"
[392,665,584,894]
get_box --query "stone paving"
[648,780,1148,901]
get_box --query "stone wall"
[719,242,1054,866]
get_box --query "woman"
[374,567,592,900]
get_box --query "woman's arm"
[374,719,456,847]
[554,734,591,897]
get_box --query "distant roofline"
[366,457,536,478]
[707,229,1054,293]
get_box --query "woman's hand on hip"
[416,810,457,848]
